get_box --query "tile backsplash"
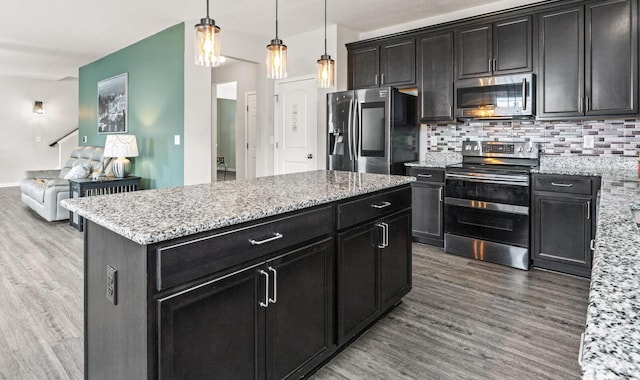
[422,118,640,156]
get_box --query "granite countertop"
[405,151,462,168]
[536,155,640,379]
[61,170,415,245]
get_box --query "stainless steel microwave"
[455,73,535,119]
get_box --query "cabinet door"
[411,181,444,246]
[457,24,492,78]
[494,16,532,74]
[266,238,334,380]
[419,32,454,121]
[337,224,378,345]
[380,211,412,310]
[586,0,638,115]
[157,263,266,380]
[533,194,593,277]
[351,46,380,89]
[538,6,584,118]
[381,39,416,87]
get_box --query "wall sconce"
[33,101,44,114]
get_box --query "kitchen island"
[61,170,415,379]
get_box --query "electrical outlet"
[430,135,438,147]
[583,135,595,149]
[82,136,88,143]
[106,265,118,305]
[174,135,180,145]
[35,136,42,143]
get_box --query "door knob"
[307,154,313,159]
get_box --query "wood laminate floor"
[0,187,590,379]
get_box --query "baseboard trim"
[0,182,19,188]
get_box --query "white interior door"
[245,92,257,179]
[274,77,317,174]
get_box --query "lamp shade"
[104,135,139,158]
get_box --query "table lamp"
[103,135,139,178]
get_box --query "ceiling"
[0,0,539,81]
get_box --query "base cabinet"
[158,238,334,380]
[407,167,444,247]
[532,174,600,278]
[336,190,412,345]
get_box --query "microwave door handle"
[521,78,526,111]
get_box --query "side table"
[69,176,141,231]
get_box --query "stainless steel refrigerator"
[327,87,418,175]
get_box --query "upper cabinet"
[538,0,638,118]
[418,31,454,121]
[456,15,532,79]
[350,39,416,89]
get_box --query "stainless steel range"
[444,141,540,270]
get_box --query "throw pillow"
[64,163,91,180]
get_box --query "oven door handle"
[445,173,529,186]
[445,197,529,215]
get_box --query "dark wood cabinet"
[407,167,444,246]
[532,174,600,278]
[418,32,454,121]
[379,211,412,311]
[158,238,334,380]
[349,39,416,89]
[456,16,532,79]
[538,0,638,118]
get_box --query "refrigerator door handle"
[347,98,354,161]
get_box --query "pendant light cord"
[206,0,210,19]
[324,0,327,55]
[275,0,279,40]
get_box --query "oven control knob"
[527,146,533,152]
[516,146,523,153]
[473,145,480,151]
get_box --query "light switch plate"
[35,136,42,143]
[583,135,595,149]
[430,135,438,147]
[174,135,180,145]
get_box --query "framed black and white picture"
[97,73,128,134]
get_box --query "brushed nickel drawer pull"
[371,201,391,209]
[578,333,585,367]
[249,233,283,246]
[551,182,573,188]
[268,267,277,304]
[417,174,433,178]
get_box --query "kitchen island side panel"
[85,220,148,380]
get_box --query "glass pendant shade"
[195,19,221,67]
[266,39,288,79]
[317,54,335,88]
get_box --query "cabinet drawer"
[533,175,593,195]
[337,186,411,230]
[407,167,444,183]
[155,205,333,291]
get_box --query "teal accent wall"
[217,99,236,171]
[78,23,185,189]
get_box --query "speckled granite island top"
[61,170,414,246]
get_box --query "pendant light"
[194,0,221,67]
[317,0,335,88]
[266,0,287,79]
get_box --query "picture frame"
[97,73,128,134]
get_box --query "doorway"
[215,82,237,181]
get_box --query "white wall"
[183,21,213,186]
[0,76,78,186]
[212,61,258,180]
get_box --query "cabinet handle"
[551,182,573,188]
[578,333,586,367]
[249,232,283,246]
[586,200,591,220]
[586,96,591,112]
[371,201,391,209]
[375,74,378,85]
[493,59,497,72]
[439,186,443,202]
[268,267,277,304]
[381,73,385,85]
[579,97,583,113]
[259,270,269,308]
[489,59,493,72]
[590,239,596,251]
[521,77,527,111]
[376,222,389,248]
[417,174,433,178]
